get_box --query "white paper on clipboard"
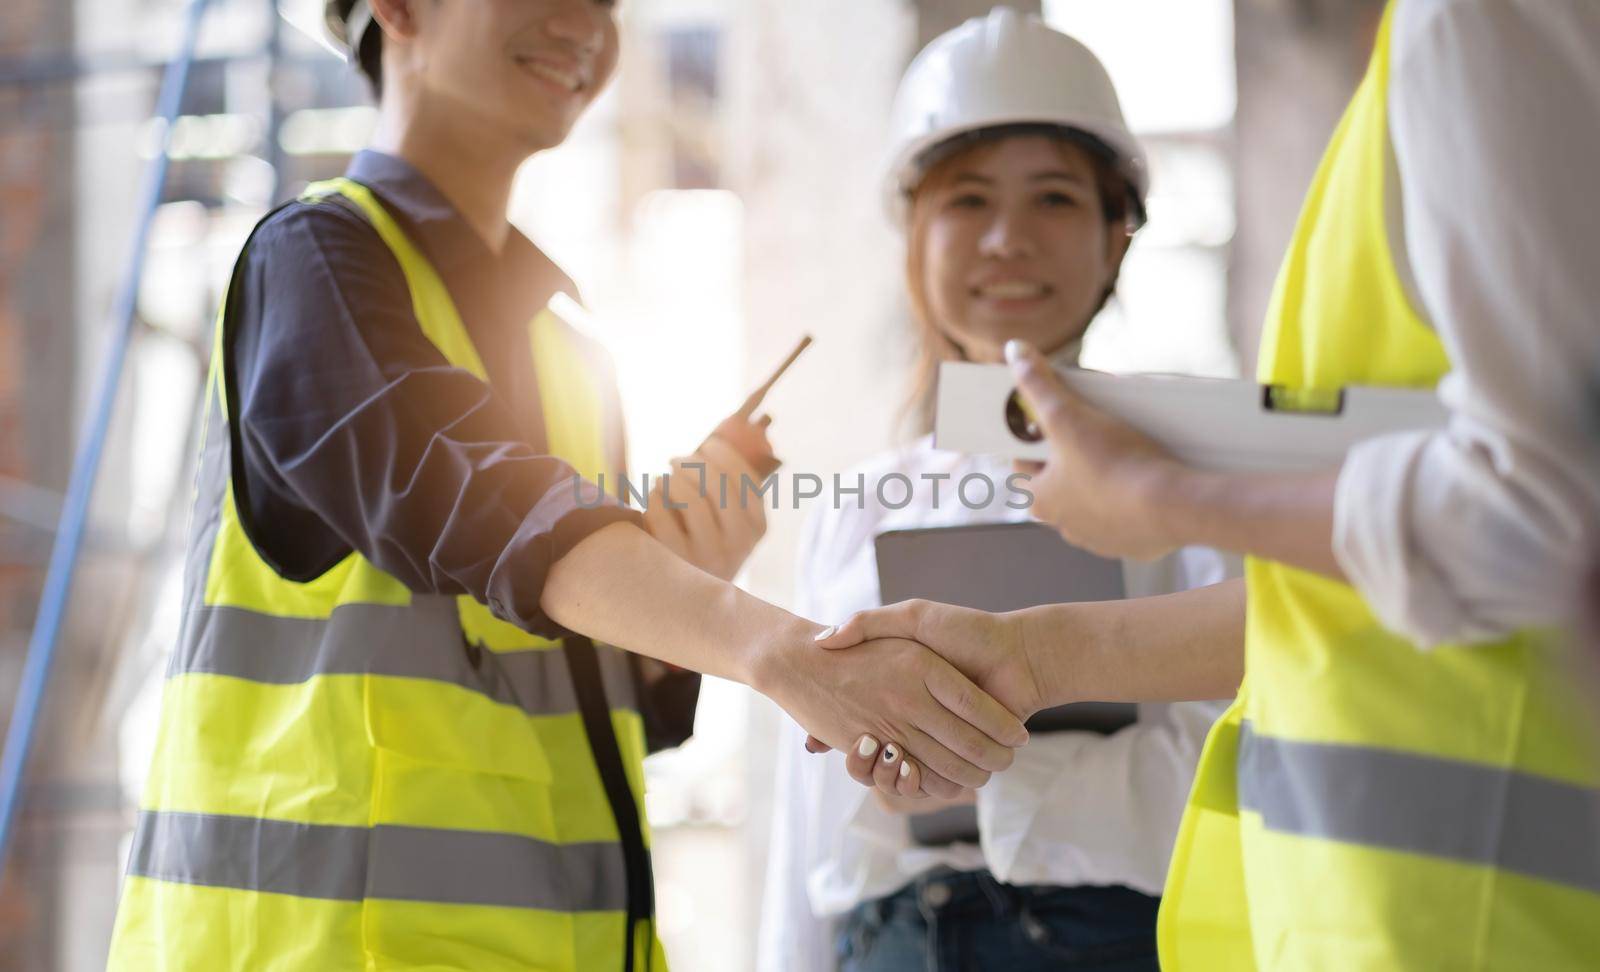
[934,361,1449,472]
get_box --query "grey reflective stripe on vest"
[170,602,639,716]
[127,810,629,912]
[1237,722,1600,894]
[178,361,640,721]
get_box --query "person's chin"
[512,112,575,153]
[971,312,1060,347]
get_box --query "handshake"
[634,337,1203,802]
[753,599,1052,802]
[638,338,1209,800]
[630,391,1042,800]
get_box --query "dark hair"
[333,0,385,97]
[900,126,1137,434]
[910,122,1140,228]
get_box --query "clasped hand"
[802,600,1043,799]
[753,617,1031,799]
[799,340,1189,799]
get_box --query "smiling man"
[101,2,1032,970]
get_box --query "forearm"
[1017,578,1246,706]
[542,520,815,685]
[1151,465,1344,579]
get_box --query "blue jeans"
[836,868,1160,972]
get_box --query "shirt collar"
[344,149,541,279]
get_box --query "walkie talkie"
[698,335,812,478]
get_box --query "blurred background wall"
[0,0,1381,967]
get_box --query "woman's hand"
[1005,339,1186,560]
[808,600,1046,799]
[750,623,1028,799]
[873,786,974,816]
[642,436,767,582]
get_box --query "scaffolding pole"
[0,0,215,879]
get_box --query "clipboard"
[935,361,1449,470]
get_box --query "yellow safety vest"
[107,178,667,971]
[1158,5,1600,969]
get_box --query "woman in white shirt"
[758,11,1232,971]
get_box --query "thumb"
[813,602,919,650]
[1004,339,1079,439]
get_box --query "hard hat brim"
[885,118,1149,229]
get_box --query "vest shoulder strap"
[300,177,489,381]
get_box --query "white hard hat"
[883,6,1148,227]
[323,0,376,63]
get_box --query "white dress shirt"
[1332,0,1600,647]
[756,439,1233,972]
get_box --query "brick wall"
[0,0,77,964]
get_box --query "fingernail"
[1004,339,1028,366]
[881,744,899,765]
[898,760,910,779]
[813,625,836,642]
[856,735,879,759]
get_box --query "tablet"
[873,521,1137,845]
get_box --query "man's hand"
[808,599,1045,799]
[819,600,1043,719]
[750,624,1028,799]
[1008,339,1348,578]
[1006,339,1185,560]
[642,436,767,582]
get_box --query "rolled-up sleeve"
[1331,0,1600,647]
[233,202,639,637]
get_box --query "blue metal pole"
[0,0,213,878]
